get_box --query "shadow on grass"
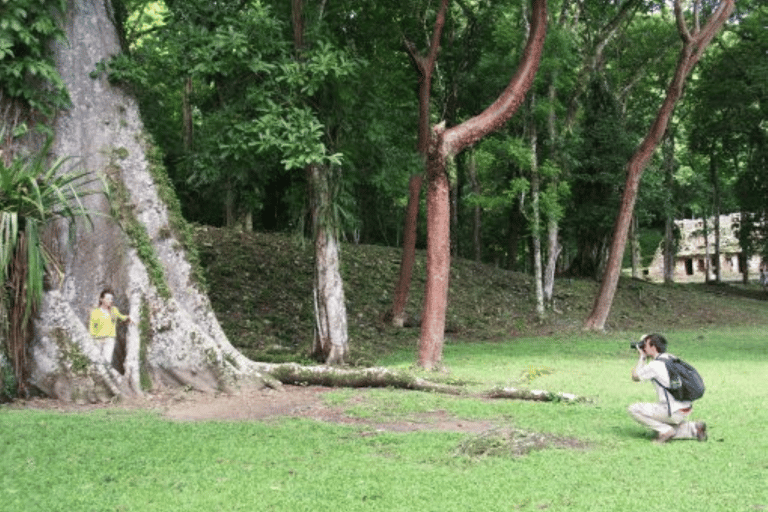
[611,424,654,442]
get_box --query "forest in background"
[88,0,767,278]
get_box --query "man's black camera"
[630,341,644,350]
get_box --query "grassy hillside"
[195,226,768,365]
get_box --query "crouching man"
[628,333,707,444]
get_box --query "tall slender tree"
[419,0,547,369]
[388,0,450,328]
[584,0,735,331]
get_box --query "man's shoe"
[654,430,675,444]
[695,422,708,442]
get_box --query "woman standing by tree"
[89,289,132,367]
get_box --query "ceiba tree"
[584,0,735,331]
[28,0,280,401]
[418,0,548,369]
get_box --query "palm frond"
[0,211,19,279]
[23,221,46,323]
[1,129,110,396]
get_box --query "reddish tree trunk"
[418,0,548,369]
[419,159,452,367]
[388,0,450,326]
[389,174,423,327]
[584,0,735,331]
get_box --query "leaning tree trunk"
[30,0,278,402]
[418,0,547,369]
[630,214,640,279]
[388,173,423,327]
[583,0,734,331]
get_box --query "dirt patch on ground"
[8,385,588,454]
[9,385,497,433]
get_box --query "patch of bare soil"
[10,385,497,433]
[9,385,587,455]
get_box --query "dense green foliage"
[100,0,359,229]
[690,3,768,259]
[0,0,69,115]
[103,0,763,277]
[2,1,764,274]
[3,328,768,511]
[0,130,102,396]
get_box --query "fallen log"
[254,362,464,394]
[253,362,587,402]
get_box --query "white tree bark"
[529,98,545,321]
[543,217,560,307]
[310,166,349,365]
[29,0,277,402]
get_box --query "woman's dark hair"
[98,288,113,304]
[643,333,667,353]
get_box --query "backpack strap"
[651,377,672,416]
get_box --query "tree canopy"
[89,0,752,269]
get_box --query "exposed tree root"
[253,362,587,403]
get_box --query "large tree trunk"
[419,155,452,369]
[419,0,547,369]
[30,0,277,402]
[663,214,675,284]
[311,227,349,365]
[583,0,734,331]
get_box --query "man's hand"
[632,347,646,381]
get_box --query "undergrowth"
[195,227,768,366]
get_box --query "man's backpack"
[658,356,705,402]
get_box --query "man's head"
[640,333,667,355]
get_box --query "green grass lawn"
[2,327,767,512]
